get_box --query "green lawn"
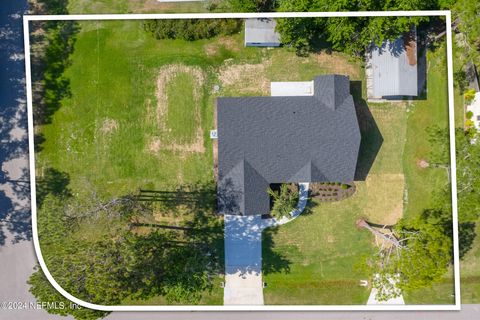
[34,19,366,306]
[400,45,470,304]
[402,46,451,221]
[165,71,198,143]
[35,20,234,305]
[34,18,464,306]
[263,45,459,305]
[68,0,208,14]
[263,103,408,304]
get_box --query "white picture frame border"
[23,10,460,311]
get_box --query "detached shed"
[366,32,418,100]
[244,18,281,47]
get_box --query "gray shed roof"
[244,18,281,46]
[217,75,361,216]
[369,36,418,98]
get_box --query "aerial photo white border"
[24,10,460,311]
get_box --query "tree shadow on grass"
[459,222,477,260]
[262,226,291,276]
[36,167,72,208]
[135,180,225,279]
[136,181,217,213]
[350,81,383,181]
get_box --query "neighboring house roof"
[217,75,361,216]
[244,18,281,47]
[367,33,418,99]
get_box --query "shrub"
[144,19,242,41]
[267,184,299,219]
[341,184,349,190]
[466,111,474,119]
[464,89,477,104]
[466,119,475,128]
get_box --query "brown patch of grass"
[148,64,206,155]
[203,43,219,56]
[204,36,240,57]
[219,59,271,95]
[417,159,429,169]
[218,36,241,52]
[100,118,118,135]
[360,173,405,226]
[313,53,361,79]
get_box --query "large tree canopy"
[453,0,480,63]
[361,207,453,300]
[427,127,480,223]
[275,0,438,55]
[29,182,223,319]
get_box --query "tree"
[453,0,480,64]
[227,0,278,12]
[361,208,453,300]
[30,190,222,319]
[427,126,480,223]
[28,269,108,320]
[276,0,434,56]
[267,184,299,219]
[455,128,480,222]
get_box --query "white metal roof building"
[244,18,281,47]
[366,34,418,100]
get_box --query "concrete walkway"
[223,183,309,305]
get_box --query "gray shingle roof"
[217,75,361,216]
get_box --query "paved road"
[0,1,68,319]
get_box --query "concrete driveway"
[223,183,309,305]
[224,215,264,305]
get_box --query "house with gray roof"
[366,32,418,101]
[244,18,281,47]
[216,75,361,216]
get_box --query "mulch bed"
[309,182,356,202]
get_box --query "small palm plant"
[267,184,299,220]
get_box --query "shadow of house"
[350,81,383,181]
